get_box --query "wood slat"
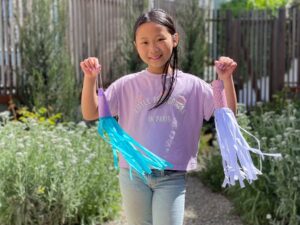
[0,0,4,95]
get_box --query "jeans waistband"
[150,169,185,176]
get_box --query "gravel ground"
[104,174,243,225]
[183,175,243,225]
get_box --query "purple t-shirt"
[104,69,214,171]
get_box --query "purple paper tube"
[98,88,112,118]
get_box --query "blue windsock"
[97,88,173,180]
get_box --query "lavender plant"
[0,112,121,225]
[199,93,300,225]
[227,96,300,225]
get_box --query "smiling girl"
[80,8,237,225]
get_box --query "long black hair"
[133,9,179,109]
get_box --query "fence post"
[225,10,232,56]
[270,8,286,98]
[297,7,300,89]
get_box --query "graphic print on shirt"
[134,94,187,114]
[134,93,187,152]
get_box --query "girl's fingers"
[80,62,89,72]
[92,57,100,67]
[93,65,101,73]
[215,60,226,71]
[80,57,101,78]
[81,61,90,71]
[215,58,237,78]
[81,57,101,72]
[80,63,93,75]
[215,58,237,72]
[85,59,94,71]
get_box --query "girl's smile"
[149,55,162,61]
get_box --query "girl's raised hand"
[80,57,101,78]
[214,56,237,81]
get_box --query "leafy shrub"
[109,0,146,82]
[220,0,288,12]
[175,0,208,78]
[197,119,224,192]
[18,0,79,121]
[0,113,121,225]
[199,94,300,225]
[17,107,62,125]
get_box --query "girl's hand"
[80,57,101,78]
[215,56,237,81]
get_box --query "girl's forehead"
[135,22,170,38]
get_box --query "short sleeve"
[202,82,215,121]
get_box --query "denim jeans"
[119,168,187,225]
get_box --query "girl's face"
[135,22,178,74]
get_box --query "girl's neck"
[146,66,173,75]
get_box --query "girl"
[80,8,237,225]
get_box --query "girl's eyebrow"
[138,34,165,40]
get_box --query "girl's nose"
[149,42,159,52]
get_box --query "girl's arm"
[80,57,101,121]
[214,56,237,115]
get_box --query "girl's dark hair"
[133,9,178,109]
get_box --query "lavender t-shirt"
[104,69,214,171]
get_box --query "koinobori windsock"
[212,80,281,188]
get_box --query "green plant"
[17,107,62,125]
[198,95,300,224]
[221,0,288,11]
[175,0,208,78]
[198,151,224,192]
[227,96,300,225]
[0,114,121,224]
[17,0,79,121]
[247,0,288,9]
[108,0,146,82]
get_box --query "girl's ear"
[133,41,138,53]
[172,33,179,47]
[134,41,140,54]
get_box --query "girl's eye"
[141,41,148,45]
[158,38,165,41]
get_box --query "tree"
[175,0,208,78]
[221,0,289,11]
[108,0,147,84]
[18,0,79,121]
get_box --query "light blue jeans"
[119,168,187,225]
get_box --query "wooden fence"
[216,7,300,105]
[1,0,299,108]
[0,0,20,98]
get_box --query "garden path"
[104,174,243,225]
